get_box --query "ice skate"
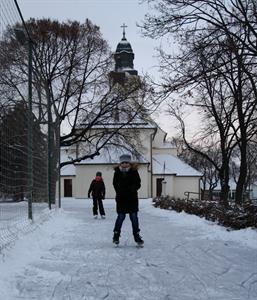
[113,231,120,246]
[134,233,144,247]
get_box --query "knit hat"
[119,154,132,163]
[96,171,102,176]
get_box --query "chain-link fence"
[0,0,58,250]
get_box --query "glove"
[88,194,90,198]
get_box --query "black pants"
[93,197,105,216]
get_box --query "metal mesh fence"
[0,0,57,250]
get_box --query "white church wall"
[165,176,175,197]
[152,126,166,147]
[174,177,201,199]
[152,126,177,156]
[59,176,75,198]
[152,175,175,198]
[137,165,149,198]
[73,164,149,199]
[135,128,155,162]
[153,147,177,156]
[75,164,116,198]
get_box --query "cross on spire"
[121,23,127,39]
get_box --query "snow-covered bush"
[153,196,257,229]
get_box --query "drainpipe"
[150,133,153,198]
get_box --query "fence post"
[57,115,61,208]
[27,38,33,220]
[46,80,52,210]
[14,27,33,220]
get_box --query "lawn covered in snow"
[0,198,256,300]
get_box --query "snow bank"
[142,201,257,249]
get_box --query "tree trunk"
[235,145,247,205]
[219,165,230,208]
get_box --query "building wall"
[174,177,201,199]
[152,175,175,198]
[138,165,150,198]
[152,127,166,146]
[153,147,177,156]
[60,127,201,200]
[59,176,75,198]
[73,164,149,199]
[61,173,201,200]
[75,164,115,198]
[76,127,155,163]
[135,128,155,162]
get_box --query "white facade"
[59,34,202,200]
[60,126,202,199]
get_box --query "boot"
[134,232,144,246]
[113,231,120,245]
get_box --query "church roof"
[78,111,157,129]
[115,37,133,54]
[152,154,202,177]
[74,147,148,165]
[113,24,138,76]
[115,23,134,54]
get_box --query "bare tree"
[172,136,219,199]
[141,0,257,206]
[0,18,154,202]
[0,18,153,160]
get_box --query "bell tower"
[110,24,138,84]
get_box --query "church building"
[60,28,202,200]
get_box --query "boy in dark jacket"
[112,154,144,246]
[88,171,106,219]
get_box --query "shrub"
[153,196,257,229]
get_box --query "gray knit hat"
[119,154,132,163]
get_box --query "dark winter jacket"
[113,166,141,213]
[88,178,105,199]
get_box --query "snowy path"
[0,198,257,300]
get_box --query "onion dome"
[113,24,138,75]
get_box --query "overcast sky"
[15,0,180,137]
[17,0,160,76]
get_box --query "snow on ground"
[0,198,257,300]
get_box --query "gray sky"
[17,0,159,76]
[16,0,178,137]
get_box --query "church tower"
[110,24,138,85]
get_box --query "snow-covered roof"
[61,164,76,176]
[76,147,148,165]
[117,67,134,72]
[81,122,156,129]
[60,147,148,167]
[78,113,157,130]
[152,154,202,177]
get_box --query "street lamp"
[14,28,33,220]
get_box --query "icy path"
[0,198,257,300]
